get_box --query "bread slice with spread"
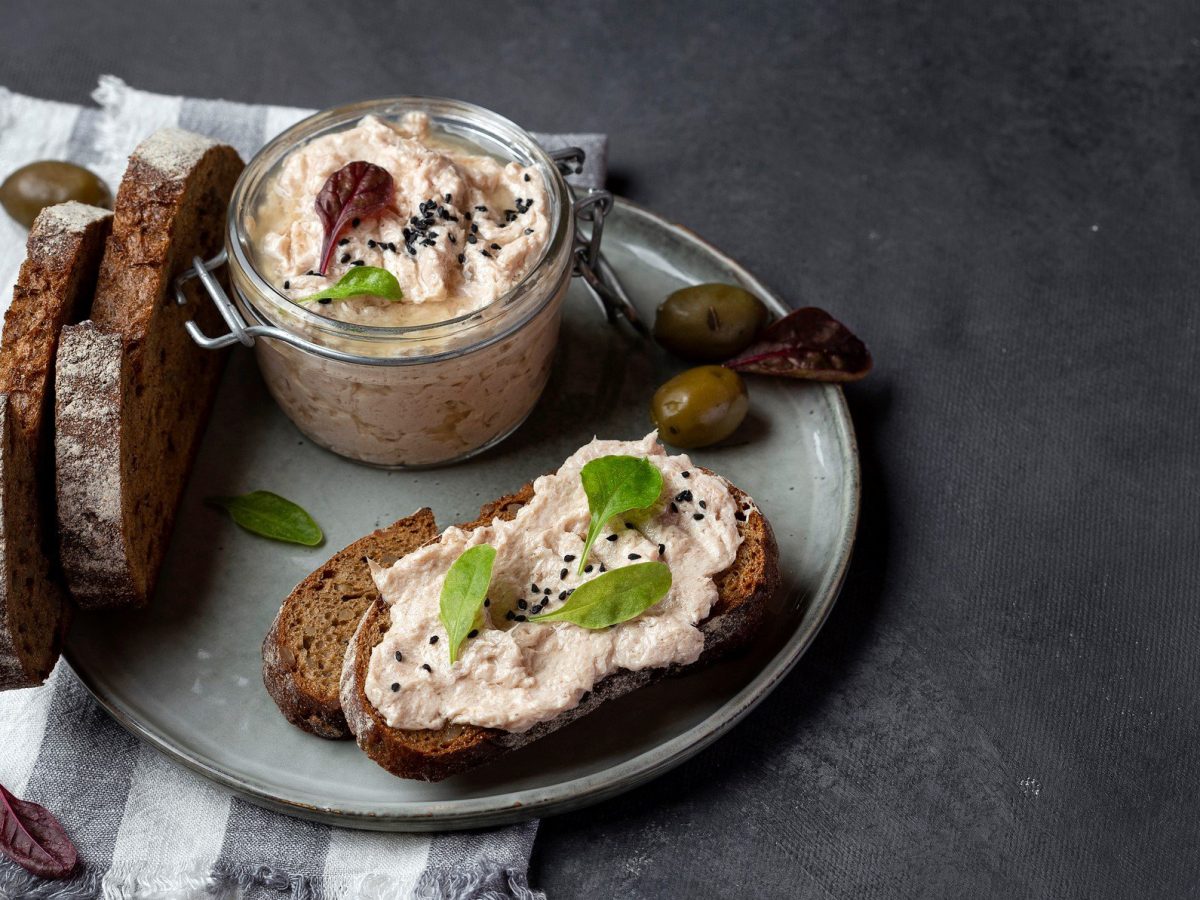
[0,203,112,689]
[340,433,778,781]
[55,129,243,609]
[263,508,439,739]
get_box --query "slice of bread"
[0,203,111,689]
[340,472,779,781]
[263,508,439,739]
[55,129,244,609]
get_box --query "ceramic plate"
[64,199,859,831]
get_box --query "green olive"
[653,283,769,362]
[0,161,112,229]
[651,365,749,449]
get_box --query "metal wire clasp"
[549,148,646,335]
[173,249,301,351]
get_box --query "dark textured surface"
[5,1,1200,896]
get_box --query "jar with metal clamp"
[176,97,638,468]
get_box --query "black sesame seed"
[391,682,400,692]
[464,211,472,220]
[515,614,527,622]
[352,259,365,266]
[421,239,435,247]
[606,534,618,542]
[470,223,479,233]
[422,663,432,672]
[467,234,477,244]
[518,599,528,610]
[699,500,707,509]
[444,193,452,203]
[484,598,491,607]
[524,173,531,182]
[599,563,607,572]
[388,242,397,252]
[584,564,594,573]
[367,239,376,248]
[352,217,361,227]
[524,228,534,235]
[560,568,568,579]
[458,253,465,264]
[531,583,539,592]
[682,471,691,478]
[670,502,679,513]
[338,238,350,246]
[394,650,403,662]
[407,245,416,255]
[693,512,705,520]
[658,543,666,556]
[675,490,693,503]
[734,510,747,521]
[544,587,552,595]
[481,249,491,258]
[564,554,576,562]
[283,280,290,290]
[467,629,478,639]
[490,242,501,251]
[559,591,568,600]
[340,253,351,264]
[506,611,516,621]
[628,553,641,560]
[429,635,439,644]
[475,205,487,211]
[624,521,634,529]
[318,298,332,304]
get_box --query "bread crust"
[262,508,439,739]
[55,133,243,609]
[0,204,111,689]
[340,474,779,781]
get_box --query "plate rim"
[65,196,860,831]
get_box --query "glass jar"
[221,98,574,468]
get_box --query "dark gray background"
[6,1,1200,896]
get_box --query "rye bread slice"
[0,203,112,689]
[263,508,439,739]
[340,473,779,781]
[55,129,243,609]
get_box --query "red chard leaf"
[314,161,394,275]
[0,782,77,879]
[725,307,872,381]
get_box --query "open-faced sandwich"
[264,431,777,780]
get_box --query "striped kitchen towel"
[0,76,607,899]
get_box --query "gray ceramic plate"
[64,199,859,831]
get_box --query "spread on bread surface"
[365,432,747,733]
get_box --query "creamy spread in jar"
[250,113,550,327]
[229,100,571,467]
[364,433,747,733]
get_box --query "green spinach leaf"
[439,544,496,663]
[530,561,671,629]
[577,455,663,573]
[207,491,323,546]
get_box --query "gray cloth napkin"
[0,76,606,900]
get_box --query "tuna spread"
[364,433,748,733]
[250,113,551,327]
[236,108,569,467]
